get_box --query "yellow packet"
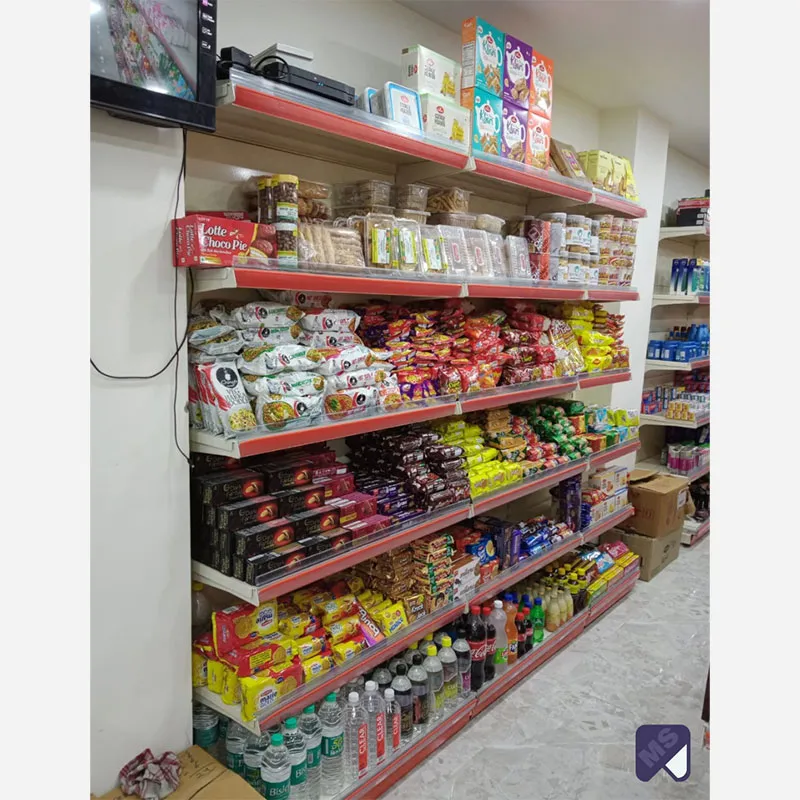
[295,634,326,661]
[325,614,360,645]
[301,654,335,682]
[240,674,279,721]
[356,590,374,608]
[221,666,241,705]
[191,650,208,688]
[365,591,384,608]
[371,599,392,615]
[316,594,357,625]
[263,631,295,662]
[377,602,409,636]
[207,659,225,694]
[332,637,368,664]
[212,599,279,655]
[278,612,320,639]
[347,575,365,595]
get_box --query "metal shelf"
[682,518,710,547]
[640,413,709,430]
[659,226,709,244]
[644,357,710,372]
[651,293,709,308]
[193,510,636,732]
[637,456,710,482]
[588,439,641,468]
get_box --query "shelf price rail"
[192,505,635,732]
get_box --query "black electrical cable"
[91,128,193,463]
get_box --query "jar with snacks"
[548,222,564,254]
[580,217,591,249]
[392,218,422,271]
[272,175,299,221]
[298,180,331,201]
[556,250,569,283]
[329,227,366,268]
[393,183,429,211]
[462,228,492,277]
[587,254,600,285]
[334,205,395,218]
[419,225,447,273]
[486,233,508,277]
[395,209,430,225]
[621,218,639,245]
[591,214,613,240]
[426,187,471,214]
[565,214,584,249]
[429,211,476,229]
[474,213,505,234]
[590,219,600,254]
[437,225,471,276]
[365,213,395,269]
[567,252,583,283]
[505,236,530,279]
[257,176,274,223]
[610,217,624,243]
[336,180,393,207]
[275,222,298,266]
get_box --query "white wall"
[91,110,191,794]
[218,0,599,152]
[662,147,709,218]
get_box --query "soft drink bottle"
[505,603,519,667]
[482,606,496,682]
[422,644,444,721]
[546,592,561,632]
[261,733,291,800]
[361,681,387,767]
[344,692,369,783]
[298,705,322,800]
[488,600,509,675]
[243,733,269,792]
[532,597,545,643]
[371,666,393,695]
[562,587,574,620]
[403,642,419,666]
[522,605,534,653]
[408,652,430,731]
[515,613,527,659]
[388,655,405,676]
[452,624,472,696]
[384,688,402,752]
[466,605,486,692]
[283,717,308,800]
[390,663,413,740]
[319,692,344,795]
[420,633,435,655]
[438,635,459,707]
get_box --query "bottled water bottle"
[298,705,322,800]
[384,688,402,753]
[319,692,344,795]
[283,717,308,800]
[214,715,229,763]
[390,663,413,741]
[408,653,430,732]
[261,732,291,800]
[192,703,219,752]
[437,636,459,708]
[243,733,270,792]
[344,691,369,783]
[225,721,250,776]
[361,680,387,767]
[422,645,444,721]
[371,666,393,695]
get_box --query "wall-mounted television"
[90,0,217,132]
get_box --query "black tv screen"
[90,0,217,132]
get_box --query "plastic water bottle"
[214,715,229,763]
[362,680,387,767]
[390,663,413,741]
[298,705,322,800]
[225,721,250,776]
[408,653,430,732]
[384,688,402,753]
[452,624,472,696]
[191,581,212,637]
[192,703,219,752]
[283,717,308,800]
[261,732,291,800]
[371,666,393,695]
[489,600,509,676]
[437,636,459,708]
[243,733,270,792]
[344,692,369,782]
[422,645,444,721]
[318,693,344,795]
[388,654,405,676]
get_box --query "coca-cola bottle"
[482,605,496,683]
[466,604,486,692]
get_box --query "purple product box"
[501,99,528,163]
[503,35,533,106]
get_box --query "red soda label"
[486,636,496,659]
[392,713,401,749]
[468,639,487,662]
[357,723,368,777]
[375,713,386,763]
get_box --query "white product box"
[373,82,423,132]
[401,45,461,101]
[419,92,471,148]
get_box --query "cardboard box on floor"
[91,746,262,800]
[617,525,682,581]
[619,468,691,538]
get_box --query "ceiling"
[397,0,709,165]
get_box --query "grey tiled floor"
[383,538,710,799]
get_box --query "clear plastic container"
[334,180,393,206]
[474,213,505,234]
[486,233,508,277]
[393,183,429,211]
[591,214,614,238]
[505,235,530,279]
[328,227,366,267]
[429,211,476,229]
[298,180,331,200]
[539,212,567,226]
[426,186,471,213]
[364,214,395,268]
[334,204,395,217]
[548,222,564,253]
[587,253,600,285]
[419,225,447,274]
[392,218,422,271]
[395,208,430,225]
[462,228,493,277]
[437,225,471,276]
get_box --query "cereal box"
[501,100,527,163]
[525,111,551,170]
[468,90,502,156]
[419,92,470,148]
[461,16,504,102]
[401,45,460,100]
[530,50,554,119]
[503,35,532,106]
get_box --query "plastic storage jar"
[272,175,299,221]
[429,211,476,229]
[474,213,505,234]
[393,183,429,211]
[426,187,471,214]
